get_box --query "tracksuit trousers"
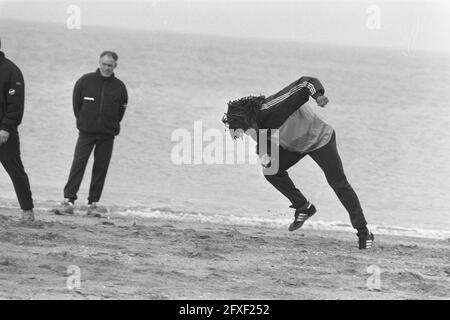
[264,131,367,230]
[64,131,114,204]
[0,131,34,210]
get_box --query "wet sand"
[0,207,449,300]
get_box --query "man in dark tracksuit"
[222,76,374,249]
[0,42,34,222]
[52,51,128,217]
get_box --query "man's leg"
[264,147,308,209]
[88,135,114,204]
[308,131,367,230]
[0,132,34,210]
[63,132,96,202]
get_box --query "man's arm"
[72,77,83,118]
[300,76,325,100]
[259,76,327,128]
[118,84,128,122]
[302,76,328,107]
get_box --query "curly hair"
[222,95,265,135]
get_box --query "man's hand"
[315,95,329,107]
[0,130,10,145]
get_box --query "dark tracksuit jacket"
[0,51,33,210]
[256,76,367,229]
[64,69,128,203]
[0,51,25,133]
[256,76,333,155]
[73,68,128,136]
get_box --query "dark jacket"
[256,76,333,155]
[257,76,324,129]
[0,51,25,133]
[73,69,128,136]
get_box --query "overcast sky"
[1,0,449,52]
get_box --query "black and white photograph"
[0,0,449,302]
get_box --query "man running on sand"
[222,76,374,249]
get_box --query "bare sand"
[0,207,449,300]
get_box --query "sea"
[1,20,449,239]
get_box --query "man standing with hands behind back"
[52,51,128,218]
[0,39,35,223]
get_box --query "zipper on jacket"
[97,82,105,131]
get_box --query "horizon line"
[2,17,450,56]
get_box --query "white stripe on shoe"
[296,214,309,221]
